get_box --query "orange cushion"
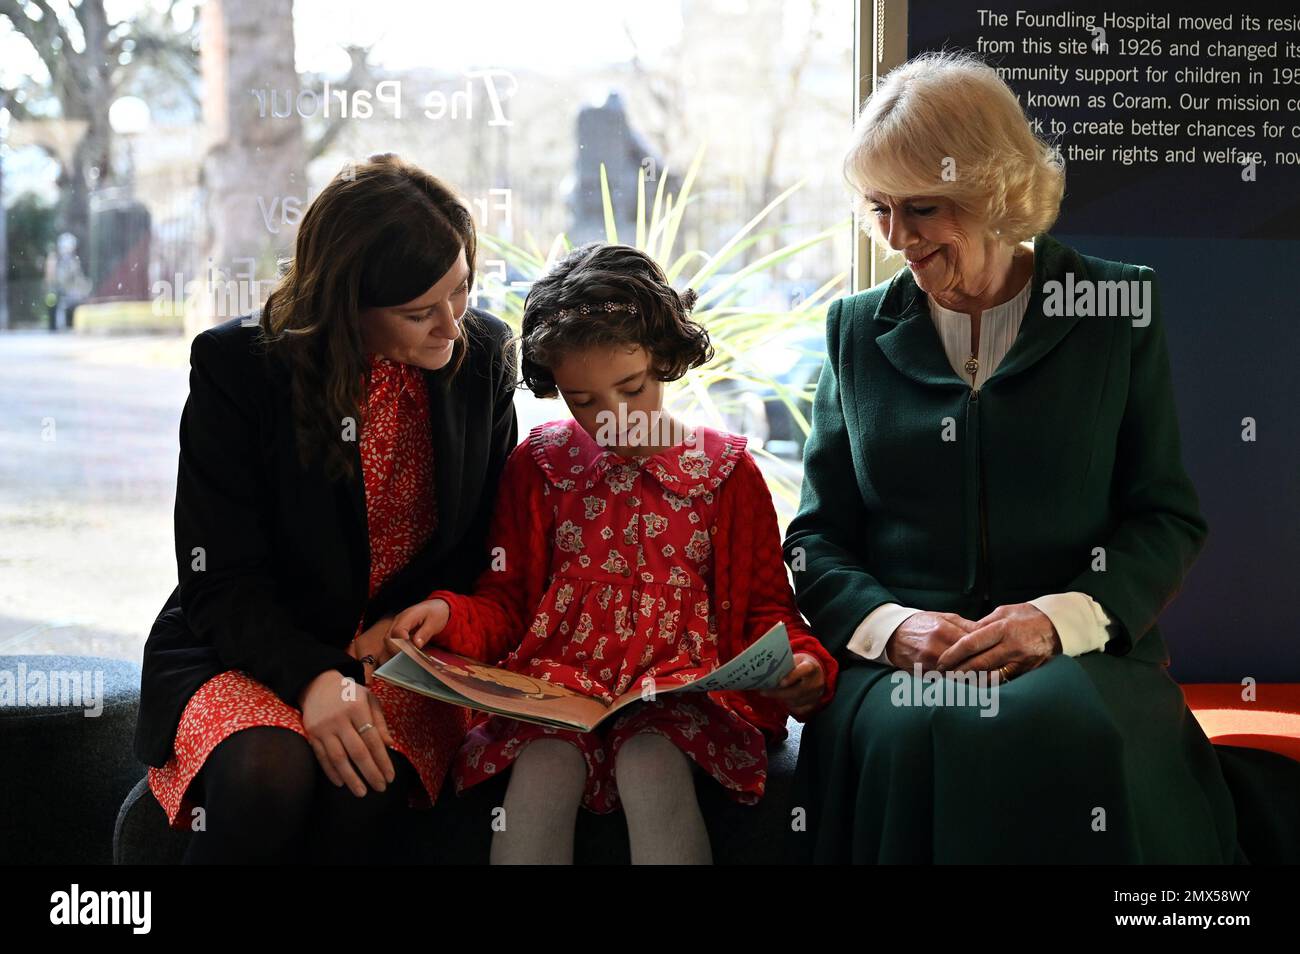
[1182,683,1300,764]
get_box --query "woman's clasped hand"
[885,604,1062,679]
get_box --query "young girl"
[391,243,838,864]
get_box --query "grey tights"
[490,733,712,864]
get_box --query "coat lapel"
[985,233,1089,386]
[872,270,963,388]
[342,441,368,552]
[868,232,1089,389]
[261,335,474,624]
[422,360,468,560]
[261,341,371,609]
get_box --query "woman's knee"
[200,726,317,816]
[302,751,418,863]
[313,749,416,816]
[995,673,1125,751]
[851,686,939,762]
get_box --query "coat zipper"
[970,387,992,608]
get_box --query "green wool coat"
[781,232,1242,864]
[784,230,1204,664]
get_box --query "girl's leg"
[181,726,317,864]
[309,750,419,864]
[490,739,587,865]
[615,732,711,864]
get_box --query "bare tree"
[0,0,199,251]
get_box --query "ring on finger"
[357,722,375,735]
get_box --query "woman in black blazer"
[134,154,518,862]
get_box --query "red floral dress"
[148,354,469,829]
[437,420,771,814]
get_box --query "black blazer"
[134,308,518,767]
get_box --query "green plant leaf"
[600,163,618,244]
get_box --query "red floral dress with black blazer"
[149,355,467,827]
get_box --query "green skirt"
[786,652,1241,863]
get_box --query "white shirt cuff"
[1029,592,1112,657]
[846,603,923,664]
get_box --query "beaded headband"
[540,288,698,324]
[550,300,639,321]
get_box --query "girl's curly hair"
[519,243,712,398]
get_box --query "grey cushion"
[0,655,144,864]
[113,719,803,864]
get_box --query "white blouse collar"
[928,268,1034,323]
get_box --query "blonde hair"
[843,50,1064,251]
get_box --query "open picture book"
[374,621,794,732]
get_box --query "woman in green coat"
[784,51,1239,863]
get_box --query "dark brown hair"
[519,243,711,398]
[259,153,477,480]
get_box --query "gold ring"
[357,722,375,735]
[998,665,1012,683]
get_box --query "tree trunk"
[0,121,8,331]
[56,0,113,267]
[198,0,304,332]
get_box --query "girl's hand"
[757,652,825,718]
[299,670,396,797]
[348,615,395,680]
[390,598,451,649]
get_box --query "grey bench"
[113,719,804,864]
[0,655,144,865]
